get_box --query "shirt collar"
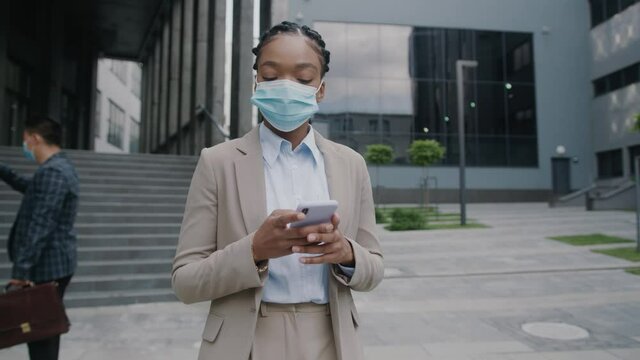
[42,151,64,165]
[259,123,322,167]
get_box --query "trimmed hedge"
[387,208,426,231]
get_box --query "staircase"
[0,146,198,307]
[587,178,636,210]
[551,178,636,210]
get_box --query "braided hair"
[252,21,331,77]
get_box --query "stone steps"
[0,146,196,307]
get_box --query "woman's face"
[255,34,325,103]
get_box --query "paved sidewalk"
[2,203,639,359]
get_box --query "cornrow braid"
[252,21,331,76]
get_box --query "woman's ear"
[316,81,326,103]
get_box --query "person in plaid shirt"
[0,115,78,360]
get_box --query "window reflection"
[314,21,538,167]
[346,23,380,79]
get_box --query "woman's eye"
[298,79,312,84]
[262,76,277,81]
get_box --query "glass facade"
[597,149,623,179]
[629,145,640,177]
[590,0,640,28]
[313,22,538,167]
[107,100,125,149]
[129,117,140,153]
[593,61,640,97]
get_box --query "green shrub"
[375,208,388,223]
[387,208,426,231]
[365,144,395,165]
[408,140,445,166]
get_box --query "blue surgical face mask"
[22,141,35,162]
[250,79,323,132]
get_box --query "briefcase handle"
[3,281,36,293]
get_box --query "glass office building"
[313,22,537,167]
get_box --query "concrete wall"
[591,3,640,79]
[590,3,640,178]
[285,0,594,198]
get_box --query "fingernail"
[308,234,316,242]
[300,258,307,264]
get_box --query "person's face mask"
[250,79,323,132]
[22,140,36,162]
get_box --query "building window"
[313,21,538,167]
[621,0,639,10]
[630,145,640,177]
[369,119,378,132]
[383,119,391,135]
[513,42,532,72]
[110,60,128,85]
[107,100,125,149]
[597,149,624,179]
[130,63,142,99]
[593,62,640,97]
[591,0,640,27]
[129,117,140,153]
[94,90,102,138]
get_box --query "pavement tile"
[538,350,621,360]
[604,347,640,360]
[422,341,533,357]
[363,345,430,360]
[2,204,638,360]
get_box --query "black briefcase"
[0,282,70,349]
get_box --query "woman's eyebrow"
[295,63,318,71]
[259,60,318,72]
[259,60,280,68]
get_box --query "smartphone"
[289,200,338,228]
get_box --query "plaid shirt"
[1,152,79,282]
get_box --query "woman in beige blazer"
[172,21,384,360]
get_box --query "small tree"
[365,144,394,207]
[634,114,640,253]
[408,140,446,208]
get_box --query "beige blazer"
[172,126,384,360]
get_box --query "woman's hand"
[291,214,355,266]
[251,210,338,262]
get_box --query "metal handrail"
[195,104,229,140]
[593,180,634,199]
[557,183,597,202]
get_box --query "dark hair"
[25,115,62,146]
[252,21,331,77]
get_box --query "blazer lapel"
[234,127,267,235]
[315,132,351,227]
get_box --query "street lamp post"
[635,155,640,252]
[456,60,478,226]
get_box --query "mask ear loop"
[314,79,325,94]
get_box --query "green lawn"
[376,207,464,223]
[378,206,488,231]
[548,233,633,246]
[626,268,640,276]
[592,247,640,262]
[422,223,489,230]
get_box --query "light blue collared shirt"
[259,123,353,304]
